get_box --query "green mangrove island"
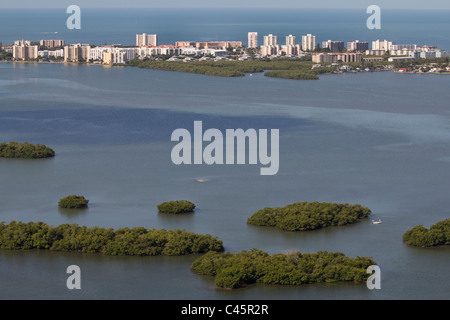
[191,249,375,289]
[247,201,372,231]
[403,218,450,247]
[157,200,196,214]
[0,221,224,256]
[127,58,334,80]
[0,141,55,159]
[58,195,89,209]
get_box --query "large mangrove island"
[191,249,375,289]
[247,201,372,231]
[127,58,334,80]
[0,221,224,256]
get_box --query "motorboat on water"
[372,219,382,224]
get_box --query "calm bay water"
[0,8,450,300]
[0,62,449,300]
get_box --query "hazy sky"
[1,0,450,9]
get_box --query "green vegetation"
[403,218,450,247]
[264,70,319,80]
[157,200,196,214]
[127,58,331,79]
[247,201,371,231]
[0,51,12,61]
[191,249,375,289]
[0,142,55,159]
[0,221,224,256]
[58,195,89,209]
[392,57,450,69]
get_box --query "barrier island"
[247,201,371,231]
[0,221,224,256]
[191,249,375,289]
[0,142,55,159]
[403,218,450,247]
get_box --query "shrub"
[58,195,89,209]
[157,200,196,214]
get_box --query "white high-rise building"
[372,39,394,51]
[90,47,112,61]
[302,34,316,51]
[248,32,258,48]
[286,34,296,46]
[263,34,277,46]
[136,33,158,47]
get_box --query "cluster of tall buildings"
[134,34,244,58]
[248,32,310,56]
[7,33,449,64]
[10,33,245,63]
[249,32,317,57]
[365,40,449,59]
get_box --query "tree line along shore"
[127,57,330,79]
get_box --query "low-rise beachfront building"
[312,52,362,63]
[38,49,64,58]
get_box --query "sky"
[1,0,450,9]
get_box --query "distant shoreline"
[1,59,449,78]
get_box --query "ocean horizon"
[1,8,449,50]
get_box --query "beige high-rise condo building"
[285,34,295,46]
[13,43,38,60]
[302,34,316,51]
[136,33,158,47]
[263,34,277,46]
[248,32,258,48]
[40,40,66,48]
[64,44,91,62]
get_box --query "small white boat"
[372,219,382,224]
